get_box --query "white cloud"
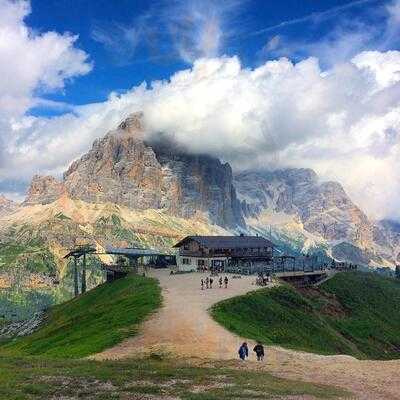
[0,0,91,199]
[258,0,400,68]
[2,51,400,221]
[0,0,91,118]
[352,50,400,88]
[0,1,399,222]
[91,0,242,65]
[166,0,226,63]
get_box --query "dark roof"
[173,235,274,249]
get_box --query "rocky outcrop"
[235,169,398,266]
[19,112,397,265]
[24,175,65,205]
[60,112,244,228]
[235,169,371,241]
[0,311,44,338]
[0,195,17,216]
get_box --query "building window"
[212,260,225,267]
[182,258,191,265]
[198,259,205,266]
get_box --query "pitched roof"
[173,235,274,249]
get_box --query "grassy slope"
[212,271,400,360]
[1,274,161,358]
[0,356,349,400]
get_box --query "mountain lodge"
[173,234,275,272]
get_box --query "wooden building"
[173,235,275,272]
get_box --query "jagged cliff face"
[24,175,66,205]
[3,112,400,320]
[237,168,371,242]
[26,113,244,229]
[235,169,399,267]
[5,113,400,270]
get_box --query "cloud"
[1,51,400,221]
[249,0,376,36]
[258,0,400,67]
[263,35,281,53]
[1,0,400,222]
[91,0,243,64]
[0,0,92,119]
[164,0,237,63]
[0,0,91,193]
[91,14,154,66]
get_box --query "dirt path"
[95,270,400,399]
[96,270,261,360]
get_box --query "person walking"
[209,277,213,289]
[201,279,204,290]
[238,342,249,361]
[219,277,223,288]
[224,276,228,288]
[205,277,209,289]
[253,342,265,361]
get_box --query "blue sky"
[26,0,390,111]
[0,0,400,220]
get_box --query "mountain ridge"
[1,112,399,319]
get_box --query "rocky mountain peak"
[117,111,144,134]
[0,194,12,206]
[22,113,245,229]
[235,168,400,267]
[24,175,66,206]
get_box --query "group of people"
[201,276,229,289]
[256,271,271,286]
[238,342,265,361]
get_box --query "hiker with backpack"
[238,342,249,360]
[253,342,265,361]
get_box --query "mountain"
[235,169,398,267]
[0,195,17,217]
[0,113,239,319]
[1,112,399,319]
[26,113,244,229]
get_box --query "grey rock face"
[235,169,398,266]
[235,169,371,242]
[150,140,244,228]
[60,113,244,228]
[24,175,65,205]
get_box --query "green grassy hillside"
[212,271,400,360]
[1,274,161,358]
[0,357,348,400]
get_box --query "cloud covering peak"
[1,52,399,220]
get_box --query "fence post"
[81,253,87,294]
[73,257,79,297]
